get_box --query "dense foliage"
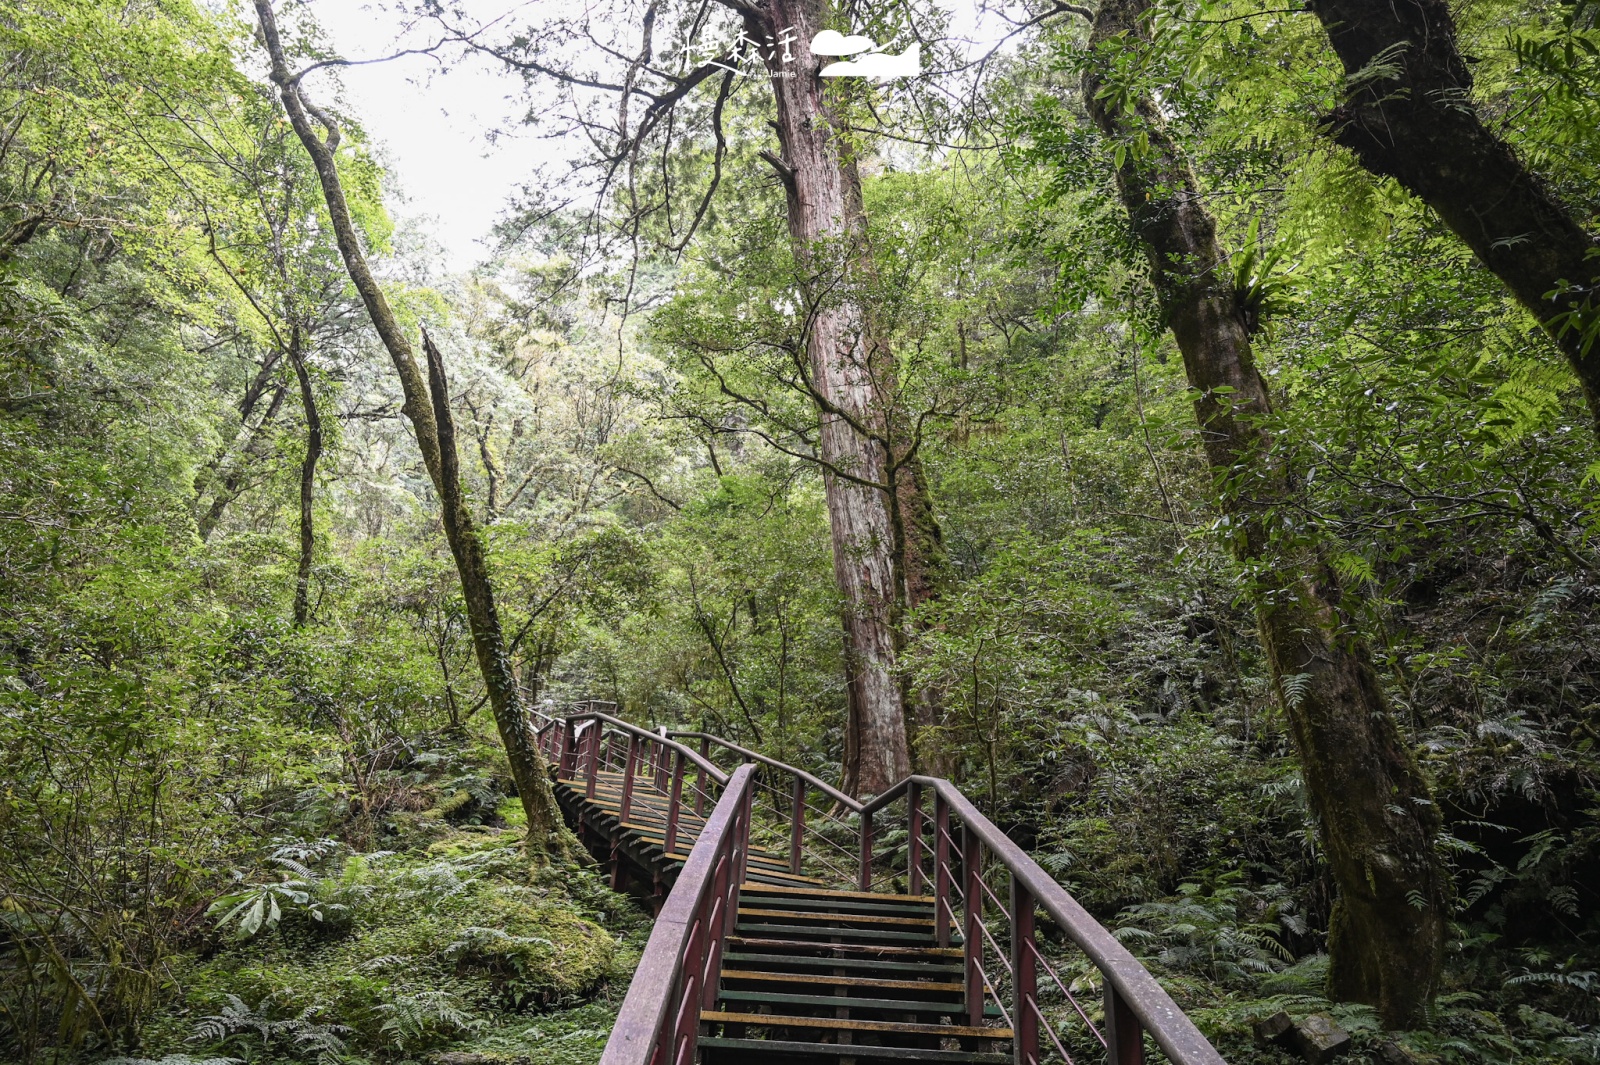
[3,0,1599,1062]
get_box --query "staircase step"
[719,990,1004,1017]
[698,1037,1009,1063]
[702,1010,1011,1041]
[723,952,964,977]
[738,890,935,918]
[742,883,936,905]
[736,922,941,944]
[738,906,935,929]
[720,970,965,994]
[729,937,964,958]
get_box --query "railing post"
[620,733,640,823]
[696,735,710,815]
[790,775,805,875]
[655,726,670,790]
[705,852,732,1009]
[859,808,874,892]
[963,824,984,1029]
[584,723,600,799]
[1011,875,1038,1065]
[934,791,952,947]
[737,782,753,887]
[1105,983,1146,1065]
[666,750,685,855]
[558,721,574,778]
[908,781,924,896]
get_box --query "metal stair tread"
[742,883,937,905]
[728,938,965,958]
[702,1010,1012,1040]
[719,969,966,993]
[722,952,964,977]
[697,1037,1010,1063]
[737,906,936,928]
[718,989,1005,1016]
[736,922,942,944]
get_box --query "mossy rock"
[159,841,625,1060]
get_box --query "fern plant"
[1231,216,1298,336]
[187,995,349,1065]
[372,990,482,1050]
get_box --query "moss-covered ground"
[111,800,648,1065]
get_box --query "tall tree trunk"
[1306,0,1600,428]
[1083,0,1447,1028]
[744,0,915,795]
[253,0,568,855]
[289,328,321,628]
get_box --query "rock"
[1290,1013,1352,1064]
[1377,1040,1419,1065]
[1252,1011,1295,1048]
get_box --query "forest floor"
[109,745,649,1065]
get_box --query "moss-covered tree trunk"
[1306,0,1600,430]
[288,327,321,628]
[1083,0,1448,1027]
[253,0,567,855]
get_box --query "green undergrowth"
[1040,851,1600,1065]
[122,825,648,1065]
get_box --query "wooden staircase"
[554,767,826,896]
[702,884,1010,1064]
[533,707,1228,1065]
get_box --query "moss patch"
[138,830,645,1064]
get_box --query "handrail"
[862,775,1227,1065]
[549,712,1228,1065]
[665,730,858,811]
[598,763,755,1065]
[572,713,730,785]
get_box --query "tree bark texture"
[1084,0,1448,1028]
[196,380,287,541]
[1307,0,1600,427]
[746,0,913,795]
[253,0,567,853]
[289,328,321,628]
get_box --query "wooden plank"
[734,892,935,917]
[735,923,939,944]
[697,1036,1009,1063]
[737,906,934,928]
[718,970,966,993]
[702,1010,1012,1040]
[740,883,936,904]
[728,937,965,958]
[721,952,964,977]
[718,990,1005,1016]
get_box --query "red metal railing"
[537,709,1227,1065]
[599,763,756,1065]
[859,777,1227,1065]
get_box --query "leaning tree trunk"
[288,328,321,628]
[1083,0,1448,1028]
[253,0,567,854]
[1306,0,1600,429]
[746,0,916,796]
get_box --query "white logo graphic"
[811,30,920,80]
[687,27,920,80]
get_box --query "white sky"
[310,1,546,271]
[307,0,1005,272]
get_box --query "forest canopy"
[2,0,1599,1062]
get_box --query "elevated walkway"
[533,708,1227,1065]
